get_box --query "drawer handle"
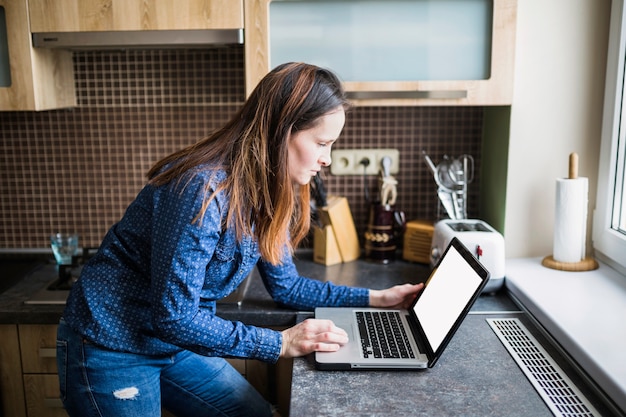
[346,90,468,100]
[44,398,64,408]
[38,348,57,358]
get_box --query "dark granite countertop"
[290,312,544,417]
[289,309,616,417]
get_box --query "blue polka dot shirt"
[62,168,369,363]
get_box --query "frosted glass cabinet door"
[244,0,517,106]
[270,0,491,82]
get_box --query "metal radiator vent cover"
[487,318,600,417]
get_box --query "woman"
[57,62,423,417]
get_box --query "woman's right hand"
[280,319,349,358]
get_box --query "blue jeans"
[56,320,274,417]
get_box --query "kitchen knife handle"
[312,173,328,207]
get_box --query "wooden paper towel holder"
[541,255,598,272]
[542,152,599,272]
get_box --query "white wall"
[504,0,611,258]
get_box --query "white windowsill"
[505,258,626,413]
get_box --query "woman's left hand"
[369,283,424,310]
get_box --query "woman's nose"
[319,153,332,167]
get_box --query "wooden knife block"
[314,196,361,265]
[313,225,342,266]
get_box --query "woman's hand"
[280,319,349,358]
[369,283,424,310]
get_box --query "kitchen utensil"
[437,188,457,220]
[379,156,398,206]
[448,154,474,219]
[422,152,474,220]
[424,152,454,218]
[380,177,398,206]
[424,152,458,219]
[381,156,391,178]
[436,155,460,191]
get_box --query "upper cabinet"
[28,0,243,32]
[0,0,243,112]
[0,0,75,111]
[244,0,517,106]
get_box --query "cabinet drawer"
[23,374,67,417]
[19,325,59,374]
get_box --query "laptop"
[315,237,490,370]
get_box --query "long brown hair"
[147,62,349,264]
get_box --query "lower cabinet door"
[23,374,67,417]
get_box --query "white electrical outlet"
[330,149,400,175]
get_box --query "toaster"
[431,219,505,293]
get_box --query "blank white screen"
[412,246,482,351]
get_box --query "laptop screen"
[411,240,486,352]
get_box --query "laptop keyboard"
[356,311,415,359]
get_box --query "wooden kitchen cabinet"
[244,0,517,106]
[28,0,243,32]
[0,323,272,417]
[18,325,66,417]
[23,375,66,417]
[0,0,75,111]
[0,325,27,417]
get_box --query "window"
[593,0,626,275]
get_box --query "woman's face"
[288,107,345,185]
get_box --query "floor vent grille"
[487,318,600,417]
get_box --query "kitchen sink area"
[0,262,41,295]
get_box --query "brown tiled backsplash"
[0,47,482,249]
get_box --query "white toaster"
[430,219,505,293]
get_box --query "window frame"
[593,0,626,275]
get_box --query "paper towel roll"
[553,177,588,263]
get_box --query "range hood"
[32,29,243,50]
